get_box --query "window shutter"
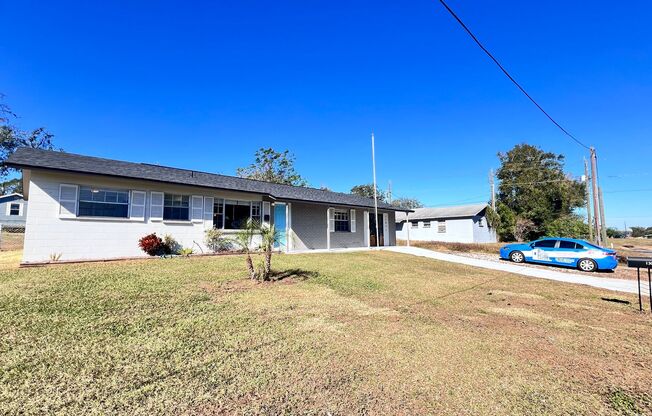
[262,201,271,226]
[191,195,203,222]
[150,192,164,221]
[350,209,356,232]
[58,184,78,218]
[203,197,214,224]
[328,208,335,232]
[18,203,23,216]
[129,191,146,220]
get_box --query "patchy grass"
[1,250,651,414]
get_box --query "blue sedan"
[499,237,618,272]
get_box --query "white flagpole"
[371,132,380,248]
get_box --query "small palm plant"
[234,218,259,280]
[259,224,278,281]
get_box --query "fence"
[0,224,25,251]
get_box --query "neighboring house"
[395,204,497,244]
[7,148,406,264]
[0,193,27,227]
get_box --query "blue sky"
[1,0,651,227]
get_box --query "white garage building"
[395,204,497,244]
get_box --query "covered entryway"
[369,212,384,247]
[274,203,288,251]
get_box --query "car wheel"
[510,251,525,263]
[578,258,597,272]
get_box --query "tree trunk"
[264,246,272,280]
[245,252,256,280]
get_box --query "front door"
[369,213,384,247]
[274,203,287,250]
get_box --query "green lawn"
[1,250,651,414]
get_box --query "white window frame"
[423,220,431,228]
[438,220,447,233]
[411,221,419,229]
[163,193,191,221]
[150,191,164,221]
[333,209,350,232]
[191,195,204,223]
[129,190,147,220]
[7,202,22,216]
[350,209,356,233]
[58,184,79,218]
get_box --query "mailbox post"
[627,257,652,312]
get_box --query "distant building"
[0,193,27,227]
[395,203,496,244]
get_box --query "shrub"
[162,234,180,255]
[138,233,164,256]
[179,247,193,257]
[205,228,232,252]
[544,215,589,239]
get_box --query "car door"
[529,239,558,263]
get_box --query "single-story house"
[395,204,497,244]
[0,193,27,227]
[7,148,406,264]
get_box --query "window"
[78,186,129,218]
[9,203,20,216]
[213,199,224,228]
[411,221,419,228]
[334,210,350,232]
[223,200,254,229]
[423,221,431,228]
[478,218,485,227]
[438,220,446,233]
[533,239,557,248]
[559,241,584,250]
[163,194,190,220]
[251,202,261,223]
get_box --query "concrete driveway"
[385,246,644,295]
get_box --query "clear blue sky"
[1,1,650,227]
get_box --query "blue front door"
[274,203,287,250]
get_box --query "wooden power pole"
[590,147,602,245]
[583,158,594,243]
[489,169,496,211]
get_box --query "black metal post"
[638,267,642,312]
[648,268,652,312]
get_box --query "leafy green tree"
[236,148,308,186]
[631,227,652,238]
[606,227,626,239]
[1,96,59,193]
[0,178,21,195]
[544,215,590,239]
[391,197,423,209]
[350,184,386,202]
[495,144,586,241]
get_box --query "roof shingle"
[7,148,405,211]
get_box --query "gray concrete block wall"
[290,202,327,250]
[330,208,365,249]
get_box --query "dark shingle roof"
[7,148,405,211]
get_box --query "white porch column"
[326,208,331,250]
[406,211,410,247]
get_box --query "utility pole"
[590,147,602,245]
[371,133,380,248]
[583,158,593,243]
[489,169,496,211]
[387,180,392,204]
[599,186,608,244]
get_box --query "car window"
[558,241,576,249]
[574,243,586,250]
[533,240,557,248]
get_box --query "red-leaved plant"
[138,233,164,256]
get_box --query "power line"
[436,0,591,150]
[604,188,652,194]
